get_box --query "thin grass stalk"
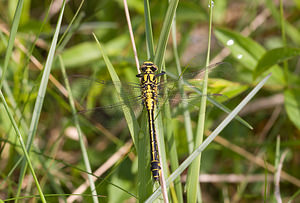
[58,12,85,51]
[0,91,46,203]
[145,74,271,202]
[123,0,140,73]
[153,0,179,69]
[0,75,29,188]
[162,98,180,203]
[169,16,185,203]
[59,55,99,203]
[15,1,66,201]
[0,0,24,90]
[57,0,85,49]
[92,33,140,145]
[186,1,213,202]
[144,0,155,59]
[288,187,300,202]
[1,73,28,132]
[263,158,268,203]
[273,135,280,201]
[171,16,194,154]
[137,111,152,202]
[155,112,169,202]
[279,0,289,84]
[274,136,283,203]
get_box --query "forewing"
[69,75,143,115]
[157,62,234,107]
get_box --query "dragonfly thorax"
[140,61,158,74]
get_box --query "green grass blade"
[186,1,213,202]
[279,0,289,84]
[155,108,169,201]
[59,55,99,203]
[214,27,285,85]
[171,15,194,154]
[0,0,24,89]
[284,89,300,130]
[288,188,300,203]
[163,98,183,203]
[168,13,185,203]
[254,47,300,79]
[145,73,271,202]
[153,0,179,69]
[144,0,155,59]
[15,0,66,200]
[1,71,28,132]
[92,33,140,146]
[57,0,85,49]
[137,111,152,201]
[266,0,300,45]
[0,91,46,203]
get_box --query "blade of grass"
[15,1,66,200]
[145,73,271,202]
[92,33,140,149]
[162,95,182,203]
[57,0,85,49]
[266,0,300,45]
[0,91,46,203]
[263,157,268,203]
[153,0,179,69]
[59,55,99,203]
[156,109,169,202]
[137,110,152,202]
[169,14,185,203]
[144,0,155,59]
[279,0,289,88]
[123,0,140,72]
[187,2,213,201]
[1,69,28,132]
[0,0,24,90]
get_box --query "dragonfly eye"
[150,66,157,72]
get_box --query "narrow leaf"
[215,27,265,70]
[284,89,300,130]
[254,47,300,79]
[0,0,24,89]
[215,27,285,84]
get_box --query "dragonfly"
[71,61,233,181]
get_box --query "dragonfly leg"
[155,71,166,78]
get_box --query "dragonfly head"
[141,61,158,73]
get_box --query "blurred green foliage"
[0,0,300,202]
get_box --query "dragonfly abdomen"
[147,108,161,181]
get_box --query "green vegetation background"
[0,0,300,202]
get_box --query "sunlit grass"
[1,0,300,202]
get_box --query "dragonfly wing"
[157,62,236,110]
[70,75,143,115]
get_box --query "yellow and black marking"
[136,61,165,181]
